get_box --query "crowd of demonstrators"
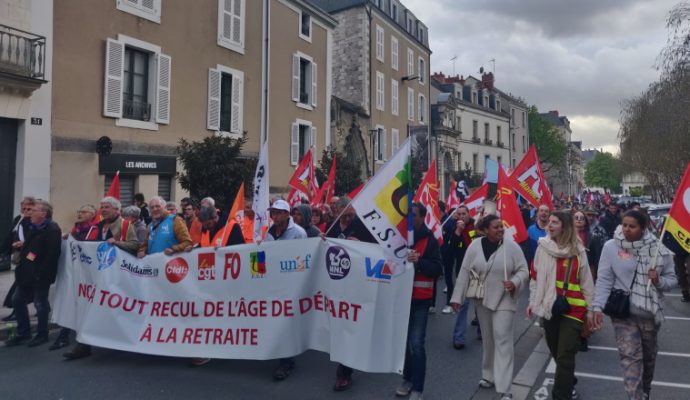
[137,196,192,258]
[450,214,529,400]
[1,197,36,322]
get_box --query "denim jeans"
[12,285,51,338]
[403,299,431,392]
[453,301,470,344]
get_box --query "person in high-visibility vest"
[198,206,244,249]
[394,203,443,400]
[527,210,595,400]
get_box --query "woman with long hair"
[450,214,529,400]
[590,210,676,400]
[527,210,595,400]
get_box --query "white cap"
[269,199,290,212]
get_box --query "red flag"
[95,171,120,221]
[312,155,336,207]
[446,177,460,211]
[508,145,554,210]
[663,162,690,253]
[228,182,244,224]
[461,184,489,218]
[348,181,367,200]
[604,192,611,205]
[498,166,528,243]
[288,148,317,200]
[413,160,443,245]
[587,192,592,207]
[287,188,303,208]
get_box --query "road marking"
[588,345,690,358]
[666,293,682,297]
[545,359,555,374]
[665,316,690,321]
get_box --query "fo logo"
[325,246,351,280]
[166,257,189,283]
[96,243,117,271]
[198,253,216,281]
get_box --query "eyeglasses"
[574,216,586,221]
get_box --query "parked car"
[646,203,672,233]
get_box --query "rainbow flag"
[351,138,411,273]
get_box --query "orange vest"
[200,220,237,248]
[241,218,254,244]
[412,237,434,300]
[189,218,202,245]
[555,256,587,322]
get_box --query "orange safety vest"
[200,220,237,248]
[241,218,254,244]
[555,256,587,322]
[412,236,434,300]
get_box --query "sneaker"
[395,380,413,397]
[441,305,453,314]
[333,375,353,392]
[453,342,465,350]
[443,287,448,293]
[501,394,513,400]
[428,307,436,314]
[191,357,211,366]
[478,379,494,388]
[1,312,16,322]
[572,388,579,399]
[471,317,479,326]
[409,391,424,400]
[681,292,690,303]
[273,360,295,381]
[63,343,92,360]
[4,335,31,347]
[27,334,49,347]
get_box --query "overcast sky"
[403,0,680,153]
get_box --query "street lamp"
[368,128,378,177]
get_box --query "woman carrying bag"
[450,214,529,400]
[590,210,676,400]
[527,210,595,400]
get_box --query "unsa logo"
[96,242,117,271]
[166,257,189,283]
[325,246,351,280]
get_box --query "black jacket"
[413,224,443,281]
[599,211,621,240]
[15,220,62,287]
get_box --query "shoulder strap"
[560,256,575,294]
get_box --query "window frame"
[374,125,387,162]
[207,64,244,138]
[407,87,414,121]
[292,51,317,110]
[376,25,385,62]
[418,93,426,124]
[116,0,161,24]
[217,0,246,54]
[391,78,399,116]
[407,48,414,76]
[299,10,312,42]
[291,118,316,166]
[418,56,425,84]
[376,71,385,111]
[391,36,399,71]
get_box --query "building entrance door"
[0,118,18,241]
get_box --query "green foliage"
[628,186,643,197]
[176,134,256,211]
[585,152,622,192]
[315,147,364,196]
[528,106,567,170]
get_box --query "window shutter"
[207,68,221,131]
[156,53,171,124]
[382,128,387,161]
[103,38,124,118]
[373,131,379,161]
[292,54,300,102]
[291,123,299,166]
[232,0,244,45]
[311,126,317,152]
[231,73,243,134]
[311,62,317,107]
[391,129,399,156]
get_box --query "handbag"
[551,257,575,317]
[466,269,485,299]
[603,269,637,319]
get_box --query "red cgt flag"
[498,165,528,243]
[413,160,443,245]
[312,155,336,208]
[446,177,460,211]
[95,170,120,221]
[663,162,690,253]
[288,148,318,200]
[508,145,554,210]
[461,183,489,218]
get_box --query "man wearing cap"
[263,199,307,381]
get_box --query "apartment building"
[539,110,584,197]
[430,72,511,196]
[0,0,52,236]
[50,0,335,228]
[310,0,431,178]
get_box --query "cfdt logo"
[165,257,189,283]
[325,246,351,280]
[250,251,266,278]
[198,253,216,281]
[280,254,312,273]
[96,243,117,271]
[365,258,392,282]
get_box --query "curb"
[0,319,60,341]
[512,325,550,400]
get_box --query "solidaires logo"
[96,242,117,271]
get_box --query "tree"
[585,152,622,193]
[528,105,567,171]
[176,134,256,211]
[455,162,483,188]
[315,146,363,196]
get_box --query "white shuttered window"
[218,0,245,54]
[376,71,384,111]
[292,52,317,109]
[407,87,414,121]
[391,128,400,157]
[391,36,399,70]
[376,25,384,62]
[391,79,399,116]
[207,65,244,136]
[116,0,161,23]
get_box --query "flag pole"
[646,225,667,292]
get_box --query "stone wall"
[331,7,370,114]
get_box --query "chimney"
[481,72,495,90]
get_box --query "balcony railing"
[0,24,46,80]
[472,136,481,143]
[484,138,493,145]
[123,98,151,121]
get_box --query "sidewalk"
[0,270,58,341]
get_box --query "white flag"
[252,141,270,241]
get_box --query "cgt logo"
[198,253,215,281]
[96,243,117,270]
[280,254,311,273]
[249,251,266,278]
[165,257,189,283]
[365,258,392,282]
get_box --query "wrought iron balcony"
[123,98,151,121]
[472,136,481,143]
[484,138,493,145]
[0,25,46,81]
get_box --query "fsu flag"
[508,145,554,210]
[312,155,336,207]
[461,184,489,218]
[413,160,443,245]
[288,148,318,200]
[446,177,460,211]
[498,166,528,243]
[663,163,690,253]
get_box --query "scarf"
[613,225,670,324]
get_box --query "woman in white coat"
[450,215,529,400]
